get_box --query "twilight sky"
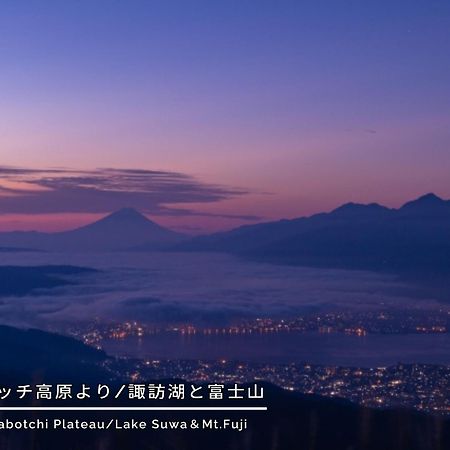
[1,0,450,233]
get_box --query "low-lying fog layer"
[0,251,443,329]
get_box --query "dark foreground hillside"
[0,325,448,450]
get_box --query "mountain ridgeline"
[174,193,450,275]
[0,208,185,251]
[1,194,450,274]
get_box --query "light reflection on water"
[101,331,450,367]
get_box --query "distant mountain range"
[1,194,450,274]
[0,208,185,251]
[174,193,450,274]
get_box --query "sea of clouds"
[0,251,441,329]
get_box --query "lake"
[101,331,450,367]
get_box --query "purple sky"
[1,1,450,232]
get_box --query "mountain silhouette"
[2,194,450,268]
[399,193,450,218]
[0,208,185,251]
[175,193,450,275]
[330,202,391,218]
[54,207,185,251]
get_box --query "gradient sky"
[1,0,450,233]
